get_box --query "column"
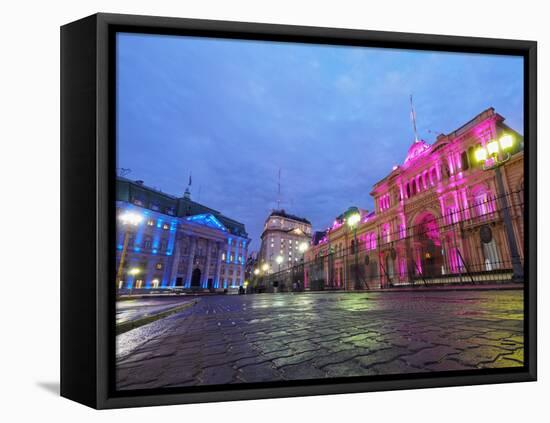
[185,236,197,288]
[202,240,213,288]
[227,238,233,287]
[168,236,181,287]
[214,242,222,288]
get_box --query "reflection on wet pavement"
[116,289,524,390]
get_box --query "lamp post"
[474,134,523,281]
[260,262,269,292]
[116,211,144,288]
[345,208,361,290]
[276,255,283,272]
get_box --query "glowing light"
[276,255,283,264]
[475,147,488,162]
[128,268,141,276]
[500,134,514,150]
[186,213,227,231]
[253,268,260,275]
[261,263,269,272]
[298,242,309,253]
[347,213,361,228]
[118,212,144,226]
[487,140,499,155]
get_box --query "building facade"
[258,210,312,274]
[116,178,249,292]
[304,108,525,290]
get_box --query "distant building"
[116,177,249,292]
[258,210,312,274]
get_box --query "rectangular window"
[144,237,152,249]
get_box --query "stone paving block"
[501,347,524,363]
[272,349,327,368]
[480,354,524,369]
[400,345,461,367]
[424,358,473,372]
[233,354,272,369]
[237,363,285,382]
[199,364,237,385]
[371,358,429,375]
[454,345,512,366]
[477,330,517,341]
[280,362,328,380]
[323,359,376,378]
[314,347,370,368]
[354,346,411,368]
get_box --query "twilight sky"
[116,32,523,251]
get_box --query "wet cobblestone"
[116,289,524,390]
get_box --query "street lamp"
[298,241,309,253]
[261,263,269,273]
[276,255,283,272]
[253,268,260,276]
[116,211,144,288]
[345,208,362,290]
[474,133,523,281]
[128,267,141,276]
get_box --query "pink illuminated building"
[304,108,525,290]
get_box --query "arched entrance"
[413,212,443,278]
[191,268,202,288]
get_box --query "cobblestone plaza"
[116,289,524,390]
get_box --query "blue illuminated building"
[116,177,249,292]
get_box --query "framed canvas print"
[60,13,537,409]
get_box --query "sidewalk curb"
[116,298,200,335]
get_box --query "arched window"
[472,186,494,217]
[431,168,437,185]
[483,238,500,270]
[406,183,411,198]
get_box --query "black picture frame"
[60,12,537,409]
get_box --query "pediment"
[186,213,227,232]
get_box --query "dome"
[404,139,431,165]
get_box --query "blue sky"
[117,32,523,251]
